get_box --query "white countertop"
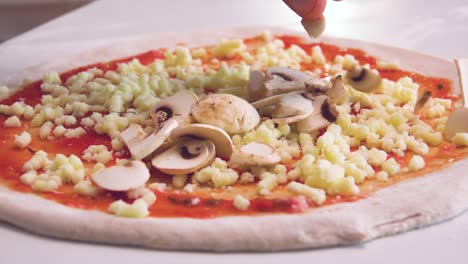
[0,0,468,263]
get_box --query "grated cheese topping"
[0,32,463,218]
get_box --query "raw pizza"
[0,28,467,251]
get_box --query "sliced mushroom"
[151,138,215,175]
[251,92,291,110]
[301,15,326,38]
[272,93,313,118]
[120,91,197,160]
[444,108,468,140]
[321,100,339,122]
[327,75,346,105]
[444,58,468,140]
[247,70,266,102]
[305,78,331,96]
[229,142,281,168]
[191,93,260,134]
[150,90,198,128]
[296,95,338,133]
[170,123,234,159]
[248,67,314,101]
[414,90,432,113]
[91,160,150,191]
[265,67,312,91]
[266,67,313,83]
[252,92,314,125]
[346,66,382,93]
[120,119,179,160]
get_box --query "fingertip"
[284,0,327,20]
[303,0,327,20]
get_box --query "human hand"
[283,0,328,38]
[283,0,327,20]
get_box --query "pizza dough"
[0,27,467,251]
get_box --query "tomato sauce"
[0,34,467,218]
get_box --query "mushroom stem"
[91,160,150,192]
[120,119,179,160]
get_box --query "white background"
[0,0,467,263]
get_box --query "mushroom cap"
[151,138,215,175]
[120,119,179,160]
[170,123,234,159]
[191,93,260,134]
[301,15,326,38]
[150,90,198,127]
[346,66,382,93]
[229,142,281,167]
[91,160,150,192]
[444,108,468,140]
[296,95,335,133]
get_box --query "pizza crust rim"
[0,27,466,251]
[1,159,467,251]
